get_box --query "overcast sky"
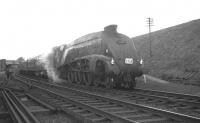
[0,0,199,60]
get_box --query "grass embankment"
[133,19,200,84]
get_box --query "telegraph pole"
[146,18,153,57]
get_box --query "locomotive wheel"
[71,72,75,83]
[86,73,93,86]
[128,80,136,89]
[114,77,121,89]
[67,72,74,83]
[94,80,99,87]
[77,72,83,84]
[67,72,71,83]
[73,72,78,83]
[82,73,88,85]
[93,75,99,87]
[74,72,78,83]
[105,77,114,88]
[80,73,84,85]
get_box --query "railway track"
[0,88,11,123]
[1,87,40,123]
[18,74,200,117]
[57,77,200,118]
[15,75,200,123]
[0,84,57,123]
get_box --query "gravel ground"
[136,75,200,96]
[17,75,200,118]
[1,79,79,123]
[35,113,79,123]
[0,97,6,112]
[56,77,200,117]
[58,75,200,98]
[21,74,200,96]
[0,81,13,123]
[0,81,7,112]
[0,118,12,123]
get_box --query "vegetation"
[16,57,25,63]
[133,19,200,81]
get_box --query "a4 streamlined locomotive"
[52,25,143,89]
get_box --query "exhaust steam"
[44,50,61,83]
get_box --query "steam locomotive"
[51,25,143,89]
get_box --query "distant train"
[18,59,48,79]
[50,25,144,89]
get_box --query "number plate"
[125,58,133,64]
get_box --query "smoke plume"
[44,49,61,83]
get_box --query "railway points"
[0,80,79,123]
[1,87,40,123]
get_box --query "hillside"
[133,19,200,82]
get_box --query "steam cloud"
[44,49,61,83]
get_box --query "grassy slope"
[133,19,200,81]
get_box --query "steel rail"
[25,93,56,111]
[16,76,200,123]
[1,88,40,123]
[1,89,23,123]
[134,88,200,98]
[16,74,200,106]
[17,75,200,116]
[17,78,138,123]
[17,74,200,99]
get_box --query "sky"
[0,0,199,60]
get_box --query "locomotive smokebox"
[104,25,118,33]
